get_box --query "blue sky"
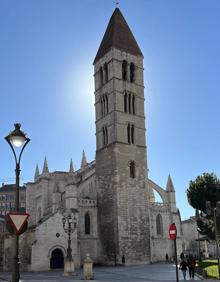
[0,0,220,220]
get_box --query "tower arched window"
[102,126,108,146]
[132,95,135,114]
[122,60,128,81]
[127,123,130,143]
[105,95,109,114]
[128,93,131,113]
[124,92,128,112]
[100,94,109,117]
[129,161,135,178]
[156,214,163,236]
[100,98,103,117]
[99,67,104,87]
[104,63,108,83]
[85,212,90,235]
[130,62,135,82]
[127,123,134,144]
[131,124,134,144]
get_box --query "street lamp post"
[206,201,220,280]
[62,209,77,276]
[5,123,30,282]
[197,228,201,261]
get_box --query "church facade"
[3,8,182,271]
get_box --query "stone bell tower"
[94,8,151,264]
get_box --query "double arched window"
[122,60,135,83]
[102,126,108,147]
[99,63,108,88]
[127,123,134,144]
[100,94,109,117]
[85,212,90,235]
[156,214,163,236]
[124,92,135,114]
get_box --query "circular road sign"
[169,223,177,240]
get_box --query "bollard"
[83,253,93,280]
[63,258,74,276]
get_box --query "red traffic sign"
[7,212,29,235]
[169,223,177,240]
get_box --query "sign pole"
[174,237,179,282]
[169,223,179,282]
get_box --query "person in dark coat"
[187,254,196,279]
[179,259,188,280]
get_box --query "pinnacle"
[166,174,175,192]
[42,157,49,174]
[34,163,40,180]
[81,150,88,168]
[69,159,74,174]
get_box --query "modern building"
[3,8,182,271]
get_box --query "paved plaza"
[0,262,215,282]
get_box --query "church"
[4,8,182,271]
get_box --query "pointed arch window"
[104,63,108,83]
[85,212,90,235]
[127,123,134,144]
[128,93,131,113]
[132,95,135,114]
[130,62,135,82]
[156,214,163,236]
[129,161,135,178]
[127,123,130,143]
[100,94,109,117]
[124,92,128,112]
[102,126,108,147]
[99,67,104,87]
[122,60,128,81]
[124,91,135,115]
[131,124,134,144]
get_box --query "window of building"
[104,63,108,83]
[122,60,127,81]
[130,62,135,82]
[124,92,128,112]
[127,123,130,143]
[132,95,135,114]
[102,126,108,147]
[99,67,103,87]
[100,94,109,117]
[124,92,135,115]
[156,214,163,235]
[127,123,134,144]
[129,161,135,178]
[85,212,90,235]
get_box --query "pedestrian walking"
[179,259,188,280]
[165,253,169,263]
[187,254,196,280]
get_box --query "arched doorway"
[50,248,64,269]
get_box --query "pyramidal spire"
[34,163,40,180]
[42,157,49,174]
[94,8,143,64]
[166,174,175,192]
[81,150,88,168]
[69,159,74,174]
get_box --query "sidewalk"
[0,262,216,282]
